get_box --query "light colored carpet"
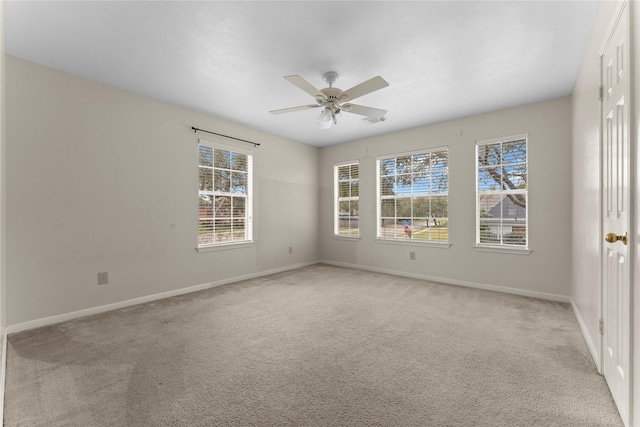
[4,264,622,426]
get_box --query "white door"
[601,2,631,424]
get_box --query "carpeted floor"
[4,264,623,426]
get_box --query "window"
[377,148,449,242]
[476,135,527,247]
[198,140,253,248]
[334,161,359,237]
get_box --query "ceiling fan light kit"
[269,71,389,129]
[317,108,333,129]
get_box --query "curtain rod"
[191,127,261,147]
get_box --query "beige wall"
[319,97,572,300]
[6,57,573,327]
[6,57,319,326]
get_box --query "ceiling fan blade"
[341,103,387,119]
[342,76,389,102]
[269,104,321,115]
[284,75,327,100]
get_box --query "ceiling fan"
[269,71,389,129]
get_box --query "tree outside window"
[377,148,449,242]
[198,142,253,247]
[476,136,528,247]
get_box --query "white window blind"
[334,162,359,236]
[376,148,449,242]
[198,140,253,247]
[476,135,527,247]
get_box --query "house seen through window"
[476,135,528,247]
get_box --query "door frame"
[599,1,634,425]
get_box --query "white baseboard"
[570,298,600,370]
[5,259,572,335]
[6,261,316,335]
[0,328,6,425]
[319,259,570,303]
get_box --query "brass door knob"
[605,232,627,245]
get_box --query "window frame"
[375,146,450,246]
[334,160,360,239]
[475,133,529,252]
[197,138,254,251]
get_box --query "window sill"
[196,241,255,253]
[375,238,452,249]
[333,235,361,241]
[473,245,532,255]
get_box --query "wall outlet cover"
[98,272,109,285]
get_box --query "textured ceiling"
[4,1,600,147]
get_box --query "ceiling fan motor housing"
[321,87,349,104]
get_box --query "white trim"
[197,139,254,248]
[0,329,6,425]
[319,259,569,303]
[376,145,449,161]
[475,133,529,147]
[599,4,633,426]
[475,135,529,248]
[376,147,450,244]
[376,160,382,236]
[334,161,360,237]
[375,238,452,249]
[198,137,253,156]
[597,18,606,379]
[599,0,628,55]
[332,235,361,241]
[196,241,255,252]
[4,259,572,335]
[473,245,532,255]
[1,0,7,422]
[5,261,316,335]
[334,159,359,168]
[570,298,600,370]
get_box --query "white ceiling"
[4,1,600,147]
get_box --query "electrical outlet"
[410,252,416,261]
[98,272,109,285]
[289,246,293,255]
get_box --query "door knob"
[605,232,627,245]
